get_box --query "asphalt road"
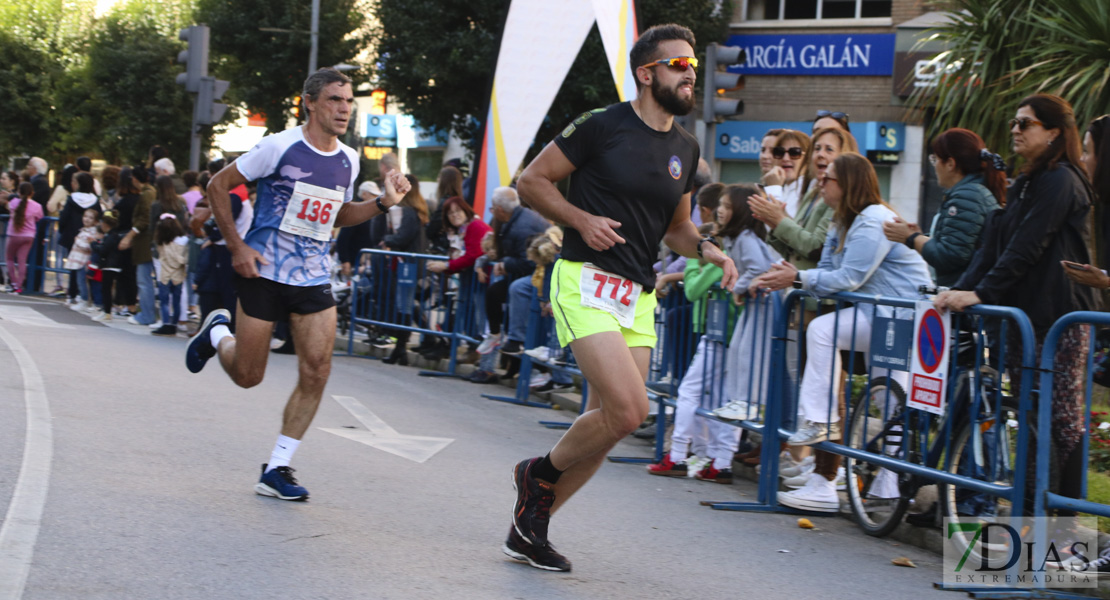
[0,294,951,600]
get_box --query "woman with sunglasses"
[882,129,1004,287]
[751,153,932,511]
[761,129,811,219]
[814,110,850,134]
[936,94,1099,515]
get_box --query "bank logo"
[668,155,682,180]
[943,517,1098,590]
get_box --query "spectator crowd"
[2,90,1106,535]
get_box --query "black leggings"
[100,270,118,314]
[485,278,509,335]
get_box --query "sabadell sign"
[725,33,895,76]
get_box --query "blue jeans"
[136,261,157,324]
[507,276,533,343]
[73,267,90,302]
[158,281,182,325]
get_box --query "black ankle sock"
[533,453,563,484]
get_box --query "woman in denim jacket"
[752,153,932,509]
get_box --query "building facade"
[713,0,942,224]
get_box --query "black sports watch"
[697,236,721,259]
[374,194,387,214]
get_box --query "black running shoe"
[502,526,571,572]
[512,457,555,545]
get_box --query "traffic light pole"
[177,24,229,172]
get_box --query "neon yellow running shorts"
[550,259,657,348]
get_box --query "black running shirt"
[553,102,700,292]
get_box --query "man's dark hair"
[207,157,226,173]
[76,156,92,172]
[75,172,95,194]
[132,164,149,184]
[629,24,696,90]
[302,67,353,117]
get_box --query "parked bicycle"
[843,285,1032,560]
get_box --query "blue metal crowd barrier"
[1035,312,1110,525]
[667,288,1040,531]
[28,217,65,294]
[344,248,486,377]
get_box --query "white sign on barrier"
[908,301,950,415]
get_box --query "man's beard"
[651,77,695,116]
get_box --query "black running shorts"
[234,275,336,322]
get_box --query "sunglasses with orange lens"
[641,56,699,71]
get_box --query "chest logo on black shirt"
[668,155,683,180]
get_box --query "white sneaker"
[69,300,87,312]
[778,474,839,512]
[867,468,901,499]
[685,455,711,478]
[126,316,143,326]
[783,470,817,488]
[476,333,501,355]
[148,320,164,329]
[714,400,752,420]
[787,420,841,446]
[528,372,551,388]
[91,312,112,322]
[524,346,565,363]
[780,455,815,478]
[834,466,846,491]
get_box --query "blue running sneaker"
[254,464,309,501]
[502,526,571,572]
[185,309,231,373]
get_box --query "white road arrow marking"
[319,395,454,463]
[0,306,73,329]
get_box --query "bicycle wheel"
[845,376,914,537]
[941,397,1029,563]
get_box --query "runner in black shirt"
[504,24,738,571]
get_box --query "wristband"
[905,232,921,250]
[697,236,721,259]
[374,195,387,214]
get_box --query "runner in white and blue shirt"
[184,68,411,503]
[235,126,360,286]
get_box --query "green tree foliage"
[0,30,59,159]
[910,0,1110,161]
[372,0,732,159]
[63,13,195,166]
[196,0,372,133]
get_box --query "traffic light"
[196,77,230,125]
[701,42,745,123]
[176,25,209,93]
[292,95,302,119]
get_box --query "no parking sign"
[908,301,950,415]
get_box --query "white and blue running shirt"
[235,126,360,286]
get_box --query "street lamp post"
[259,0,320,76]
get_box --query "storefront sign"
[725,34,895,76]
[363,114,396,139]
[715,120,811,160]
[715,121,906,160]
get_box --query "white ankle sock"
[266,435,301,472]
[209,324,232,348]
